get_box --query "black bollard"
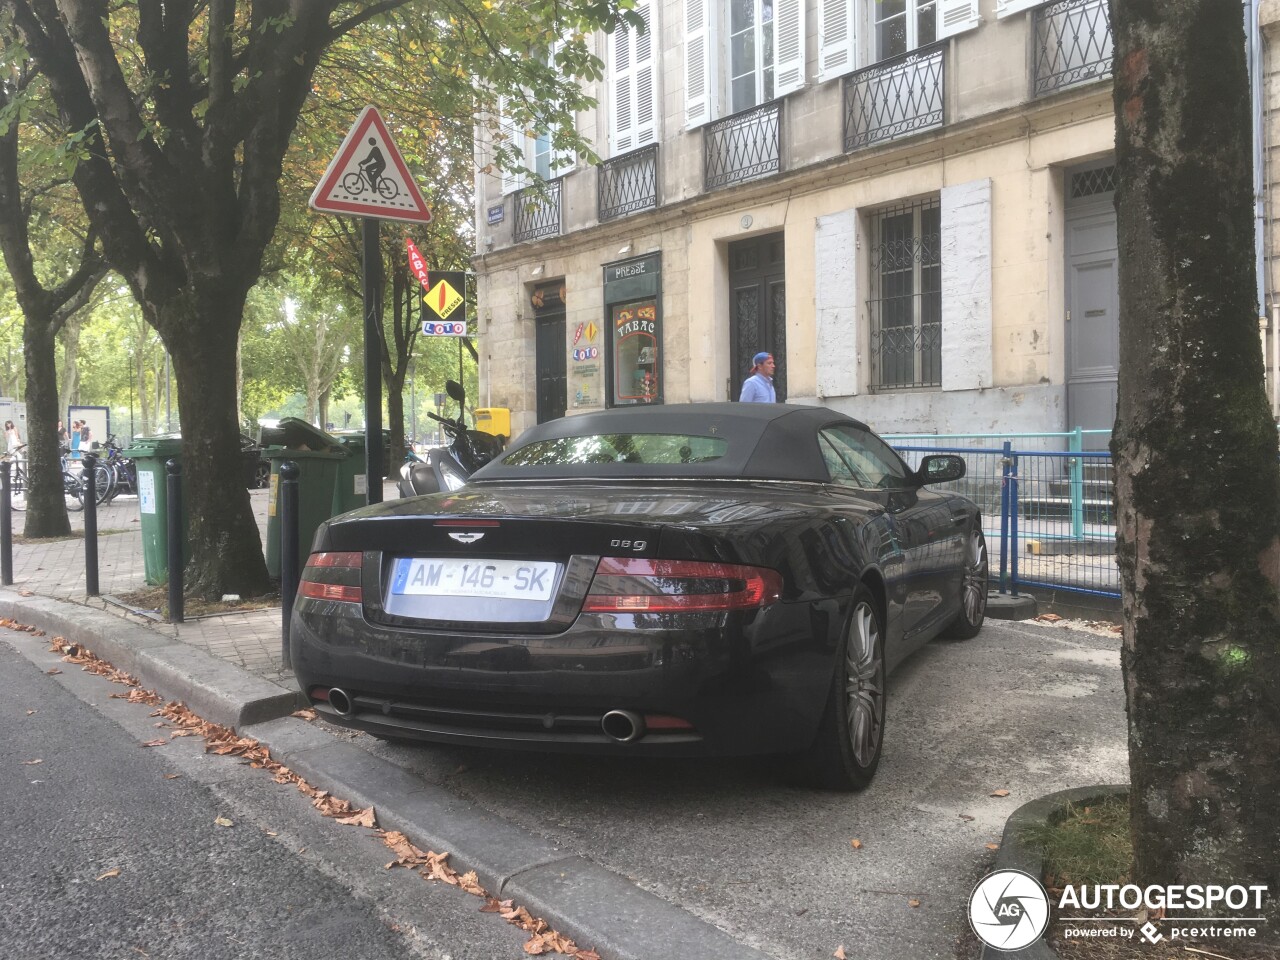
[166,458,184,624]
[83,453,100,596]
[1,461,11,586]
[279,460,300,670]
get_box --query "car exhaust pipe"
[601,709,645,743]
[328,687,354,717]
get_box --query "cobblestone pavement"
[6,482,397,685]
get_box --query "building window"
[868,197,941,389]
[729,0,775,112]
[874,0,936,61]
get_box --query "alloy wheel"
[963,532,989,625]
[844,601,884,768]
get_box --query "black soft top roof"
[470,403,868,482]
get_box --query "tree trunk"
[318,388,332,432]
[1112,0,1280,915]
[21,322,72,538]
[159,289,271,599]
[60,314,81,410]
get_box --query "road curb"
[0,588,779,960]
[242,714,777,960]
[0,589,304,728]
[981,783,1129,960]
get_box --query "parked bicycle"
[3,445,86,512]
[91,436,138,505]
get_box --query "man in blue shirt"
[739,352,777,403]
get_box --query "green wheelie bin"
[329,432,370,515]
[260,419,346,578]
[121,434,188,586]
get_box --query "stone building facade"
[470,0,1273,441]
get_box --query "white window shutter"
[995,0,1040,17]
[550,39,576,175]
[684,0,713,128]
[818,0,857,83]
[940,179,993,392]
[773,0,806,96]
[937,0,981,39]
[497,94,523,195]
[634,0,658,146]
[610,20,636,154]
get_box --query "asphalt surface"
[338,617,1129,960]
[0,639,539,960]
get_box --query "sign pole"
[362,216,384,504]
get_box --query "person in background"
[79,420,92,447]
[57,420,69,447]
[70,420,82,458]
[4,420,22,456]
[739,352,777,403]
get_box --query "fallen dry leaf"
[985,843,1000,850]
[834,947,847,959]
[22,758,43,765]
[25,710,35,716]
[96,868,121,881]
[1035,613,1063,622]
[18,589,33,597]
[290,708,318,721]
[163,774,181,780]
[958,813,975,822]
[908,898,921,908]
[335,807,378,829]
[140,738,168,748]
[45,668,61,675]
[990,789,1010,797]
[850,839,862,849]
[214,816,234,828]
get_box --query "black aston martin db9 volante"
[289,403,987,790]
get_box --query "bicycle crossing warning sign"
[309,106,432,224]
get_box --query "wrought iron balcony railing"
[598,145,659,222]
[704,101,783,192]
[513,178,563,243]
[1032,0,1113,97]
[843,43,945,152]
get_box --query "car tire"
[940,528,988,641]
[792,582,886,792]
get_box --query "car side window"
[819,426,913,489]
[819,434,868,487]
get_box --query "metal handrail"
[843,41,945,151]
[598,144,659,222]
[703,100,783,191]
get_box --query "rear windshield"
[500,433,729,467]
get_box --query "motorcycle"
[397,379,504,497]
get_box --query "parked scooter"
[397,379,504,497]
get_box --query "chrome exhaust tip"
[328,687,354,717]
[601,709,645,743]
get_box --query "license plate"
[391,558,558,602]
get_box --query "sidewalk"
[4,484,369,684]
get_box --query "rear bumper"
[289,595,841,756]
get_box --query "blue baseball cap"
[753,352,773,366]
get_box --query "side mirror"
[918,454,966,485]
[446,379,466,404]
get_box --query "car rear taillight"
[299,551,362,603]
[582,558,782,613]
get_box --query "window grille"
[868,197,942,390]
[1032,0,1113,97]
[1070,165,1116,199]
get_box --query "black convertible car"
[289,403,988,790]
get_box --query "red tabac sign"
[309,106,432,224]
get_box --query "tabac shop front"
[598,253,663,408]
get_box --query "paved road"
[340,618,1129,960]
[0,639,536,960]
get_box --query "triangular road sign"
[310,105,432,224]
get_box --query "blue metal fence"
[887,431,1120,599]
